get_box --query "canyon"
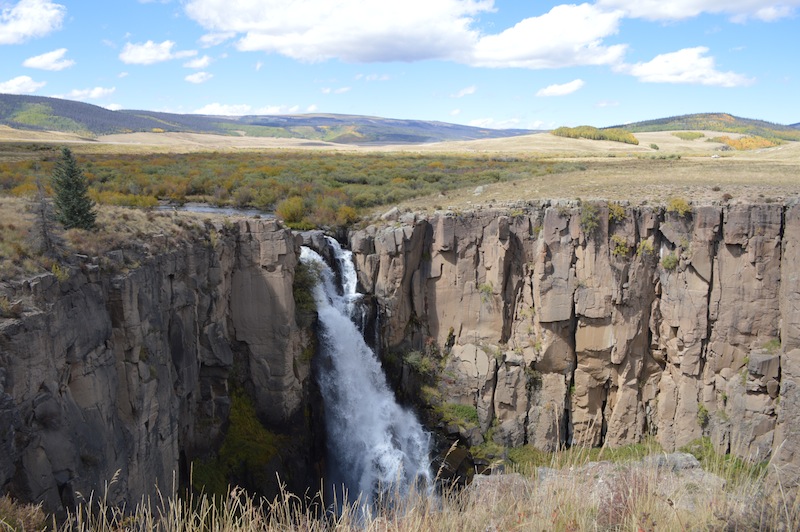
[1,200,800,515]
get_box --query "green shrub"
[672,131,705,141]
[661,252,679,270]
[608,202,626,223]
[610,234,630,257]
[478,282,493,303]
[666,197,691,217]
[649,143,659,150]
[636,240,654,258]
[438,402,479,428]
[580,203,599,236]
[404,350,437,375]
[697,403,709,428]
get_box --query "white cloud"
[536,79,585,97]
[306,104,318,112]
[194,103,253,115]
[184,0,489,62]
[198,31,235,47]
[596,0,800,21]
[105,103,123,111]
[22,47,74,70]
[0,75,45,93]
[118,71,129,78]
[450,85,476,98]
[57,86,116,100]
[183,54,211,68]
[255,61,263,71]
[192,103,302,115]
[119,40,197,65]
[321,86,351,94]
[0,0,65,44]
[467,4,627,69]
[185,71,213,83]
[469,117,522,129]
[450,108,461,116]
[620,46,754,87]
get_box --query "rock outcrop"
[0,219,312,514]
[350,201,800,479]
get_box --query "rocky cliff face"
[0,219,312,514]
[350,201,800,482]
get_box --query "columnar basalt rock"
[349,200,799,471]
[0,219,312,514]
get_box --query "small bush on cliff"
[636,240,654,258]
[666,197,691,217]
[661,252,679,270]
[610,234,630,257]
[608,202,626,223]
[580,203,600,237]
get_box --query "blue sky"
[1,0,798,129]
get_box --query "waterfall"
[300,240,431,507]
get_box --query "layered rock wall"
[350,202,800,476]
[0,220,310,513]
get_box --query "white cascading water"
[300,240,431,507]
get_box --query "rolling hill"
[0,94,535,144]
[612,113,800,141]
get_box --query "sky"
[0,0,798,129]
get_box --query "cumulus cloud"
[22,47,74,70]
[119,40,196,65]
[105,103,123,111]
[185,71,213,83]
[0,0,65,45]
[182,1,631,69]
[450,85,476,98]
[306,104,318,112]
[0,75,45,93]
[184,0,489,62]
[184,55,211,68]
[620,46,754,87]
[57,86,116,100]
[536,79,585,96]
[467,4,626,68]
[596,0,800,21]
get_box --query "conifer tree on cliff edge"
[52,147,97,230]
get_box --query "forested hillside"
[615,113,800,141]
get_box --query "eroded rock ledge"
[349,200,800,485]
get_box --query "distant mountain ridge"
[612,112,800,141]
[0,94,535,144]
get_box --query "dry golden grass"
[1,444,795,531]
[0,196,235,283]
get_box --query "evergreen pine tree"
[52,147,97,230]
